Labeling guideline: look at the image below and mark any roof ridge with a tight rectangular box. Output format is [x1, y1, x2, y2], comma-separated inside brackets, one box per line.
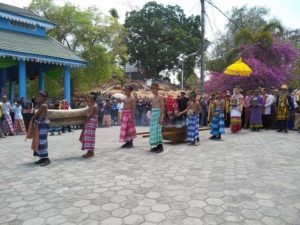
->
[0, 2, 55, 25]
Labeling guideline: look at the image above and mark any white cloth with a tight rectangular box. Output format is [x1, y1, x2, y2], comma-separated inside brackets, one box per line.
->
[230, 108, 241, 117]
[263, 94, 273, 115]
[2, 102, 12, 115]
[13, 105, 23, 120]
[117, 102, 124, 112]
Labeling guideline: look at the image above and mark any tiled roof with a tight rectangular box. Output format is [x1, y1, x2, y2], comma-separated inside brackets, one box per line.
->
[0, 30, 86, 66]
[0, 3, 54, 24]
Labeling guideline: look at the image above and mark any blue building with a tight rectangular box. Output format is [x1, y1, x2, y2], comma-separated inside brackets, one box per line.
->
[0, 3, 87, 103]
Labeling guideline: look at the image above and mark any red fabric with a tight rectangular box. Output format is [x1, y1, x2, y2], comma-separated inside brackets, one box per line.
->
[231, 124, 242, 132]
[119, 110, 136, 142]
[165, 96, 175, 114]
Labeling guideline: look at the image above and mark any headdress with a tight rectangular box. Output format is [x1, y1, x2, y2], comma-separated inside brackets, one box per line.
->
[281, 84, 288, 90]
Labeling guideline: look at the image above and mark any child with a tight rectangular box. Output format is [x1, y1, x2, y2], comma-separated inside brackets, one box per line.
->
[149, 83, 165, 153]
[27, 91, 50, 166]
[209, 92, 225, 140]
[13, 100, 26, 135]
[80, 93, 98, 158]
[119, 86, 136, 148]
[178, 91, 201, 145]
[103, 99, 112, 127]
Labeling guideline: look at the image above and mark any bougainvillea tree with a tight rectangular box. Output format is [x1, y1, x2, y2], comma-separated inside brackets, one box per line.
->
[205, 40, 298, 93]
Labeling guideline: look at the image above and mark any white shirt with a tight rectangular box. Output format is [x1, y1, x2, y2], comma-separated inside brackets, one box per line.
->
[2, 102, 12, 115]
[263, 94, 273, 115]
[117, 102, 124, 112]
[13, 105, 23, 120]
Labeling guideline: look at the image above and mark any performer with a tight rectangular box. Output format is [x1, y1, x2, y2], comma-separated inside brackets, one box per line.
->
[230, 88, 243, 133]
[262, 89, 273, 129]
[244, 90, 252, 129]
[207, 93, 216, 124]
[60, 99, 72, 133]
[224, 91, 231, 127]
[276, 85, 292, 132]
[13, 100, 26, 135]
[249, 89, 263, 131]
[178, 91, 201, 145]
[209, 92, 225, 140]
[1, 95, 15, 135]
[28, 91, 50, 166]
[119, 86, 136, 148]
[149, 83, 164, 153]
[80, 93, 98, 158]
[0, 101, 6, 138]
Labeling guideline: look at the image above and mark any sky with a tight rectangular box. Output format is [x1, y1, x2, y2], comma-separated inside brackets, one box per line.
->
[1, 0, 300, 42]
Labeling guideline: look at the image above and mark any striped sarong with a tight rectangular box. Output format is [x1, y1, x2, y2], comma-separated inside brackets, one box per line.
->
[80, 117, 97, 151]
[119, 110, 136, 143]
[149, 108, 163, 147]
[2, 114, 14, 134]
[210, 109, 225, 136]
[34, 118, 50, 159]
[14, 119, 26, 135]
[187, 114, 199, 143]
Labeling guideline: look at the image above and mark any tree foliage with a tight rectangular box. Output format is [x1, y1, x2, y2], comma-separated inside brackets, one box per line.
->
[205, 6, 299, 92]
[27, 0, 128, 95]
[125, 1, 202, 78]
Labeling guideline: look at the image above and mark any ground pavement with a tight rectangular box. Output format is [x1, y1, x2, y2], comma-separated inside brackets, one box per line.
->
[0, 127, 300, 225]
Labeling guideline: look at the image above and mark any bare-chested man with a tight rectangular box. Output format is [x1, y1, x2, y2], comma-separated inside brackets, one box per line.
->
[210, 92, 225, 140]
[119, 86, 136, 148]
[32, 91, 51, 166]
[178, 91, 201, 145]
[149, 83, 165, 153]
[80, 92, 98, 158]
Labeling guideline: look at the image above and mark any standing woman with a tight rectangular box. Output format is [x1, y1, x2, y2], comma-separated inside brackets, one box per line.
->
[230, 88, 243, 133]
[249, 89, 263, 131]
[29, 91, 51, 166]
[13, 100, 26, 135]
[80, 93, 98, 158]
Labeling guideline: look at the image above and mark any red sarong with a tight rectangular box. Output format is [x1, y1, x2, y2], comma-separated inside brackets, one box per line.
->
[119, 110, 136, 143]
[80, 117, 97, 151]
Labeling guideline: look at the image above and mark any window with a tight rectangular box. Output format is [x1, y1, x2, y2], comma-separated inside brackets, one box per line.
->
[10, 20, 36, 30]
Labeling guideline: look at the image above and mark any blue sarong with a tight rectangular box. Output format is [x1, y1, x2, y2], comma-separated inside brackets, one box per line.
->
[149, 108, 163, 147]
[210, 109, 225, 136]
[187, 115, 199, 143]
[34, 118, 50, 158]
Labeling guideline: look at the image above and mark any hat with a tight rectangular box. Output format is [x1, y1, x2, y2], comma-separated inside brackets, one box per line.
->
[226, 91, 231, 95]
[181, 92, 186, 95]
[2, 95, 7, 99]
[189, 91, 197, 98]
[281, 84, 288, 90]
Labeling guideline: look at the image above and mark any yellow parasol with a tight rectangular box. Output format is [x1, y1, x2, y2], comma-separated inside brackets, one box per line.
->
[224, 57, 252, 76]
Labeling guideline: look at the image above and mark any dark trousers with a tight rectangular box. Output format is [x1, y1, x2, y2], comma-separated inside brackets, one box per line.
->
[98, 111, 104, 127]
[225, 113, 230, 127]
[277, 120, 288, 131]
[244, 108, 250, 128]
[262, 115, 271, 129]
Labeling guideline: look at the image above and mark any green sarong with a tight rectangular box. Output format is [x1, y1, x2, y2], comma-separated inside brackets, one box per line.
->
[149, 108, 163, 147]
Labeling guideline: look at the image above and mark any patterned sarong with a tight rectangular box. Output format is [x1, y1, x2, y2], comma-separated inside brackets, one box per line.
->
[80, 117, 97, 151]
[230, 108, 242, 132]
[149, 108, 163, 147]
[2, 114, 14, 134]
[210, 109, 225, 136]
[119, 110, 136, 143]
[34, 118, 50, 158]
[276, 107, 288, 121]
[14, 119, 26, 135]
[187, 115, 199, 143]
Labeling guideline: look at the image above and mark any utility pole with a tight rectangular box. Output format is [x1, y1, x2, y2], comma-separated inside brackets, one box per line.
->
[200, 0, 205, 93]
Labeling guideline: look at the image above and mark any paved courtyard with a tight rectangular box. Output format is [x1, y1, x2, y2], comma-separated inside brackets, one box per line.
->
[0, 126, 300, 225]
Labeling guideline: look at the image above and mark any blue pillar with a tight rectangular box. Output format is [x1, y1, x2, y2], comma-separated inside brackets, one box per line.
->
[9, 80, 14, 101]
[64, 66, 71, 103]
[0, 69, 6, 96]
[39, 71, 45, 91]
[18, 60, 26, 99]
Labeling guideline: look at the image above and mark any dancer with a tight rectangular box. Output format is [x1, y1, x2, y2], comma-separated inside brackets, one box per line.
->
[276, 85, 292, 132]
[178, 91, 201, 145]
[13, 100, 26, 135]
[149, 83, 164, 153]
[27, 91, 50, 166]
[80, 93, 98, 158]
[1, 95, 15, 135]
[249, 89, 263, 131]
[230, 88, 243, 133]
[119, 86, 136, 148]
[210, 92, 225, 140]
